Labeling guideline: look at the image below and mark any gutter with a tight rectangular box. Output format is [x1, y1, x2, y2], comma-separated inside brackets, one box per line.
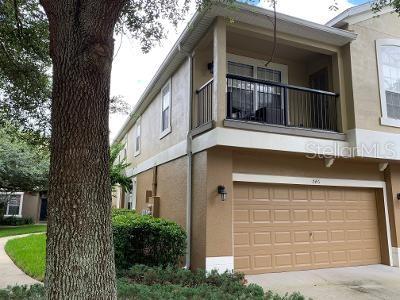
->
[113, 2, 357, 145]
[179, 44, 194, 270]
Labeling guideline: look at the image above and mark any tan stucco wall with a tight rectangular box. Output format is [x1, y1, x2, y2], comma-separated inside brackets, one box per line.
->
[21, 192, 40, 222]
[191, 151, 208, 269]
[135, 168, 154, 214]
[347, 13, 400, 133]
[233, 150, 384, 181]
[201, 147, 389, 260]
[134, 157, 187, 228]
[125, 59, 190, 165]
[385, 164, 400, 248]
[205, 148, 233, 258]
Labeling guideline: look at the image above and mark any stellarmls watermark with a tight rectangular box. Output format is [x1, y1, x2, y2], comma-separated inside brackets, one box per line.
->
[305, 142, 397, 159]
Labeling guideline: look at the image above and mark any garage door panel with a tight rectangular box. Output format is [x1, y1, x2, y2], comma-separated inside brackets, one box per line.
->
[233, 183, 381, 274]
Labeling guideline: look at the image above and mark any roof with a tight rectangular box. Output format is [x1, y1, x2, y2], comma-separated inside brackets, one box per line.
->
[326, 3, 372, 27]
[326, 2, 395, 27]
[113, 1, 357, 144]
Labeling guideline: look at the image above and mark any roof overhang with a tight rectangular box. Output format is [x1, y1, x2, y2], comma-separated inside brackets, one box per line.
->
[326, 2, 394, 27]
[113, 2, 357, 144]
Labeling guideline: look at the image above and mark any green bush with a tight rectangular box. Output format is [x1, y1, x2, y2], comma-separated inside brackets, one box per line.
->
[112, 208, 136, 218]
[0, 284, 45, 300]
[112, 213, 186, 270]
[119, 265, 246, 287]
[265, 291, 309, 300]
[0, 216, 34, 226]
[118, 265, 264, 299]
[117, 282, 264, 300]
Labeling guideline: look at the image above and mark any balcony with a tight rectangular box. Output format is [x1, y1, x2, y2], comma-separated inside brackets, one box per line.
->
[226, 74, 339, 132]
[194, 75, 340, 134]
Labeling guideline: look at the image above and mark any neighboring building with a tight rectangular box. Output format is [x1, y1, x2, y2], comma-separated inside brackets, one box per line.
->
[113, 2, 400, 274]
[1, 192, 48, 223]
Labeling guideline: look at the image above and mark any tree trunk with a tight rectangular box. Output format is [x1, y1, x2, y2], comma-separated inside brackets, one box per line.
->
[40, 1, 125, 298]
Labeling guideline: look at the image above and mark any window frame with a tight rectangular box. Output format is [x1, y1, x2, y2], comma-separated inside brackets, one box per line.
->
[226, 53, 289, 84]
[3, 192, 24, 217]
[376, 39, 400, 128]
[134, 118, 141, 157]
[160, 79, 172, 139]
[226, 53, 289, 113]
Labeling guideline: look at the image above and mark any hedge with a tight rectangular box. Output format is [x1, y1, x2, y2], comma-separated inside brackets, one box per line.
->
[0, 216, 33, 226]
[112, 212, 186, 270]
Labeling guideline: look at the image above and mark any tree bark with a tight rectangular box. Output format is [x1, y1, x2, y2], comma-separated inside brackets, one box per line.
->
[40, 1, 126, 298]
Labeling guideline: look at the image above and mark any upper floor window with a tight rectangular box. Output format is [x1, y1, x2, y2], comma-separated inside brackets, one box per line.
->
[376, 39, 400, 127]
[160, 79, 172, 138]
[134, 119, 141, 156]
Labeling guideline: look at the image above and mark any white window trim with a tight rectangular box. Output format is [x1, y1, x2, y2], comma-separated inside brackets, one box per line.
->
[226, 53, 289, 84]
[376, 39, 400, 128]
[4, 192, 24, 217]
[134, 118, 141, 157]
[160, 79, 172, 139]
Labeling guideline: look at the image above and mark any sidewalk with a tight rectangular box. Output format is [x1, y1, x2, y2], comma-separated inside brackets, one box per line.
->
[0, 234, 42, 288]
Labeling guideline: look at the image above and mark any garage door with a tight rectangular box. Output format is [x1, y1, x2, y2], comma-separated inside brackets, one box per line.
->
[233, 182, 382, 274]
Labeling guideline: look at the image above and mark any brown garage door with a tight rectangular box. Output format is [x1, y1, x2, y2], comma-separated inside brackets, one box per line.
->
[233, 182, 382, 274]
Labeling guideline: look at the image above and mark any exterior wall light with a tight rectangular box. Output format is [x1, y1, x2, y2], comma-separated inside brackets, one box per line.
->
[218, 185, 227, 201]
[397, 193, 400, 200]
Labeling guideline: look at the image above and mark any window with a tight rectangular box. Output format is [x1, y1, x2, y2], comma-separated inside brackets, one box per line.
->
[226, 54, 288, 125]
[134, 119, 141, 156]
[160, 80, 171, 138]
[376, 39, 400, 127]
[0, 193, 23, 216]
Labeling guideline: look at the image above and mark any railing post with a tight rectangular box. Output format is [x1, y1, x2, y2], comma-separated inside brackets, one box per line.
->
[284, 87, 289, 126]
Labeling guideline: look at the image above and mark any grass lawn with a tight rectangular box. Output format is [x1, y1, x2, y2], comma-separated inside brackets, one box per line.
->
[5, 234, 46, 281]
[0, 224, 47, 238]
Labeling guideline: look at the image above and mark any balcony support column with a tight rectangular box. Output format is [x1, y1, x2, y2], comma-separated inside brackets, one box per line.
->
[212, 17, 227, 127]
[332, 51, 347, 132]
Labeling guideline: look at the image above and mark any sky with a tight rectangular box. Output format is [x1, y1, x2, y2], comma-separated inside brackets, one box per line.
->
[109, 0, 368, 139]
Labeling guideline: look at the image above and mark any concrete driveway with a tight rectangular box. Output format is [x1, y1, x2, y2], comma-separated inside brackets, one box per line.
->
[247, 265, 400, 300]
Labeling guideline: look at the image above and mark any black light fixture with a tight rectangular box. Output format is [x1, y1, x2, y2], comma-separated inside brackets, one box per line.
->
[218, 185, 227, 201]
[397, 193, 400, 200]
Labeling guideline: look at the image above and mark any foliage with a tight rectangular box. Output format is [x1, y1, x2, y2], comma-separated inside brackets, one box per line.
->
[0, 216, 33, 226]
[0, 224, 46, 238]
[112, 213, 187, 270]
[0, 264, 307, 299]
[110, 143, 132, 193]
[117, 282, 264, 300]
[0, 284, 45, 300]
[110, 95, 132, 115]
[265, 291, 309, 300]
[0, 0, 51, 134]
[0, 124, 49, 194]
[112, 208, 136, 218]
[372, 0, 400, 14]
[119, 264, 247, 287]
[5, 234, 46, 281]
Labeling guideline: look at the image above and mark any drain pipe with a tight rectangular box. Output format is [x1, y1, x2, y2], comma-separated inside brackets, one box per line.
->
[180, 44, 194, 269]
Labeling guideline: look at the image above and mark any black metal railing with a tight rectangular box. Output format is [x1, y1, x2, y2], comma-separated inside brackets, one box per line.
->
[226, 74, 339, 132]
[194, 79, 213, 128]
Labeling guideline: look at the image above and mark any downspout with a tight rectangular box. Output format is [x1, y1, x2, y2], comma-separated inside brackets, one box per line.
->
[180, 44, 194, 269]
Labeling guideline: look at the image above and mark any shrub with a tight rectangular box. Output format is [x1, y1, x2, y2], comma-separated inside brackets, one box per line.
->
[0, 284, 45, 300]
[111, 208, 136, 218]
[119, 264, 246, 287]
[265, 291, 309, 300]
[112, 214, 186, 270]
[117, 282, 264, 300]
[118, 265, 265, 299]
[0, 216, 34, 226]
